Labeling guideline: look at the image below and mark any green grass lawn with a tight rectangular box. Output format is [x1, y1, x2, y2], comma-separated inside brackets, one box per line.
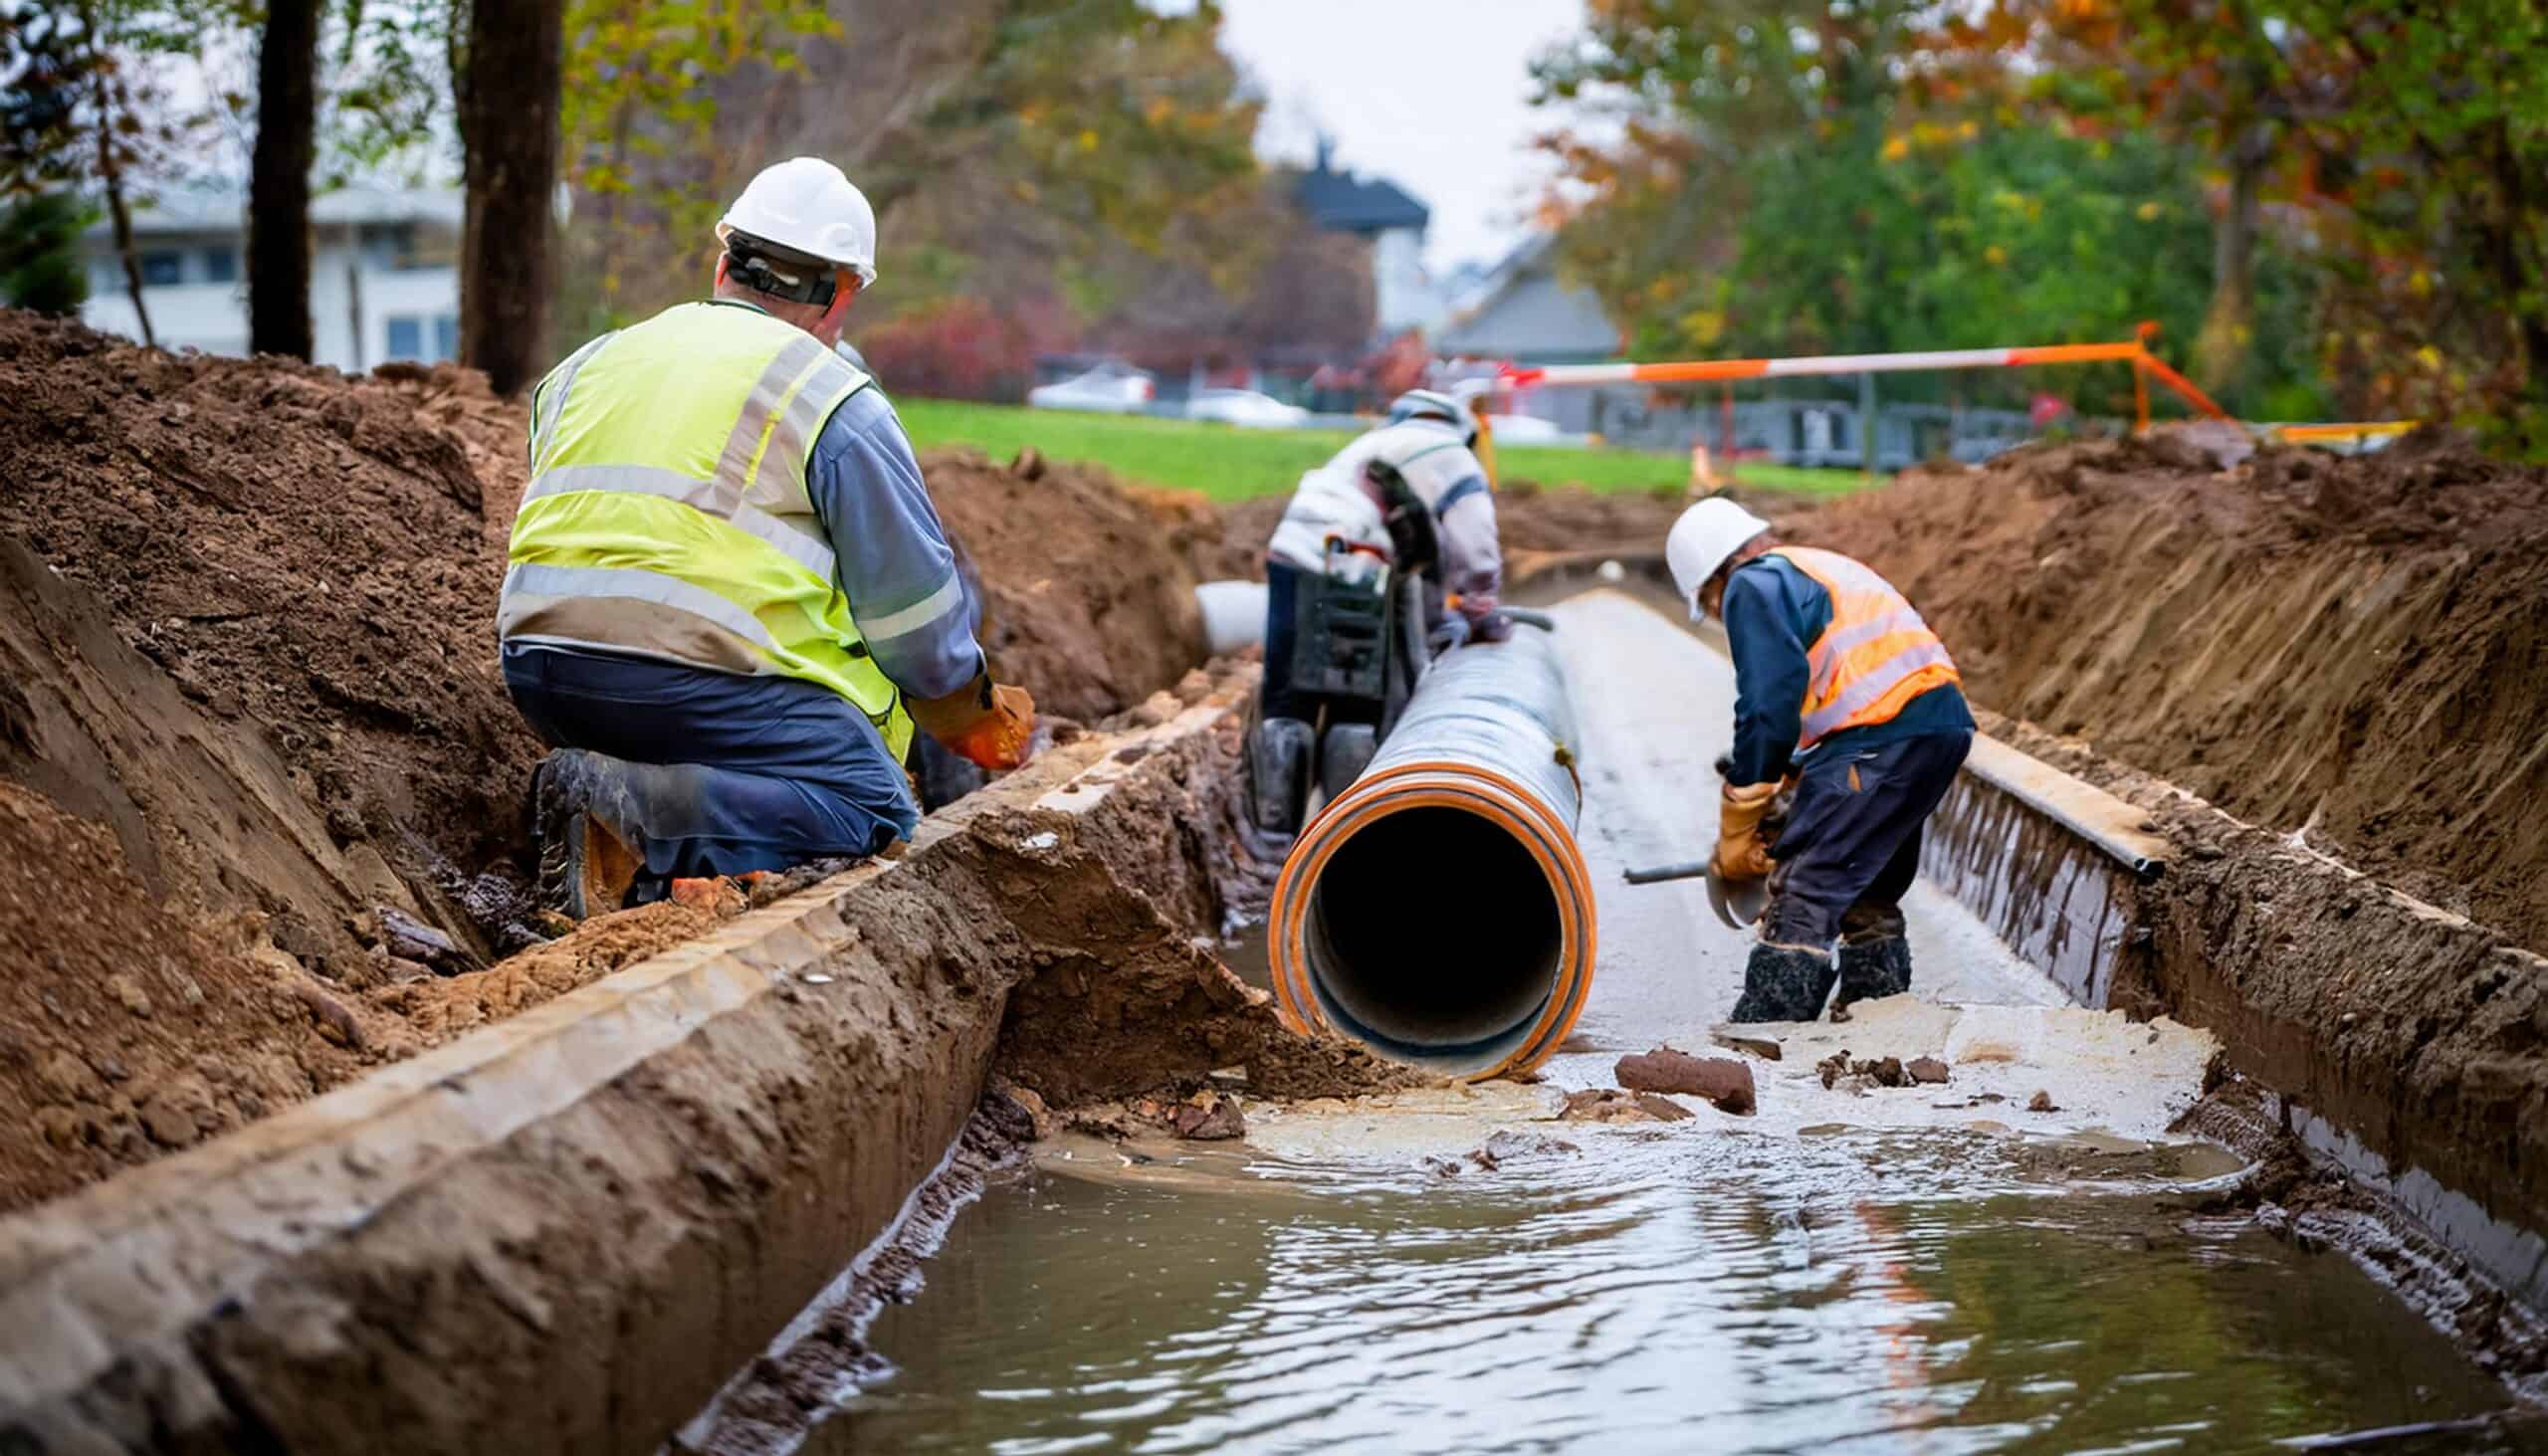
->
[895, 397, 1877, 502]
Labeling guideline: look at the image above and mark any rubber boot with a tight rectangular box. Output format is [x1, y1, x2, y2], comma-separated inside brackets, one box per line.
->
[1727, 941, 1838, 1023]
[532, 748, 647, 921]
[1830, 936, 1913, 1022]
[1319, 723, 1379, 801]
[1247, 717, 1316, 835]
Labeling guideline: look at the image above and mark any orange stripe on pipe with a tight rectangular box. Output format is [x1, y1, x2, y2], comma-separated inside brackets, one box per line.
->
[1270, 755, 1597, 1080]
[1272, 767, 1594, 1071]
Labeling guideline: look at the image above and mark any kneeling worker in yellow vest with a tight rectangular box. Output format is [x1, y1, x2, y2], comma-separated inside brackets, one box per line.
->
[1666, 499, 1974, 1022]
[498, 156, 1033, 917]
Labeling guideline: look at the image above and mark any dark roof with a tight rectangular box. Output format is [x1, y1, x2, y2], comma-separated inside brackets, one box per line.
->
[1294, 159, 1428, 236]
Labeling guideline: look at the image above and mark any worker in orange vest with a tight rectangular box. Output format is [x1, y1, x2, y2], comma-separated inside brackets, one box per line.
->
[1665, 498, 1975, 1022]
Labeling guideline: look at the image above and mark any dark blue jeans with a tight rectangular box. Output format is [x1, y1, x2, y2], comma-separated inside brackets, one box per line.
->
[502, 645, 914, 879]
[1763, 730, 1972, 947]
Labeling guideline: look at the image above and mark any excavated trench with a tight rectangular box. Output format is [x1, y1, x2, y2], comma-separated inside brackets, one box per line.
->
[672, 581, 2548, 1455]
[11, 316, 2547, 1450]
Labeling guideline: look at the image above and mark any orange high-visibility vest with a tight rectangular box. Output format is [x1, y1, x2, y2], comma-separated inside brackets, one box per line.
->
[1767, 545, 1961, 750]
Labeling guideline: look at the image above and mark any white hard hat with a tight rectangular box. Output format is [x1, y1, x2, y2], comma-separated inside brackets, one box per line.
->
[1388, 388, 1476, 443]
[718, 157, 879, 287]
[1665, 498, 1772, 616]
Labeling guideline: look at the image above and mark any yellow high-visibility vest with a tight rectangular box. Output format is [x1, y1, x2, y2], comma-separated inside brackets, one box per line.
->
[500, 302, 913, 757]
[1770, 545, 1960, 750]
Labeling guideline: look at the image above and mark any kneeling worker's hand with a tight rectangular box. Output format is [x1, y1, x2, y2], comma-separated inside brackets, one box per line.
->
[913, 676, 1038, 771]
[1711, 780, 1778, 883]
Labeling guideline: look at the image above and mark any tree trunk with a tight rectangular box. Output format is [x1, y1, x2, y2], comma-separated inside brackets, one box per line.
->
[456, 0, 566, 395]
[2192, 124, 2272, 402]
[84, 25, 151, 349]
[247, 0, 320, 359]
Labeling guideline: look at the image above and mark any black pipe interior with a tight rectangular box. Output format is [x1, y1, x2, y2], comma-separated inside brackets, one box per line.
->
[1305, 805, 1564, 1056]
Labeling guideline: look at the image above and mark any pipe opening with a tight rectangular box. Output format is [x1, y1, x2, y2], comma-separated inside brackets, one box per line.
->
[1304, 804, 1564, 1064]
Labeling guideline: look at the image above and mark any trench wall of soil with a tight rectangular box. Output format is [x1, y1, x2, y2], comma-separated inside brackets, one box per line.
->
[1982, 712, 2548, 1346]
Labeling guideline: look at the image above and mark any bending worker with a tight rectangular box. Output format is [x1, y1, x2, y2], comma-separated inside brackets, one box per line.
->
[1249, 389, 1507, 834]
[1666, 498, 1974, 1022]
[498, 156, 1033, 918]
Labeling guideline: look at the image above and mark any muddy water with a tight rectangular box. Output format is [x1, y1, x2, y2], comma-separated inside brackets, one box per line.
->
[804, 592, 2537, 1451]
[826, 1139, 2535, 1453]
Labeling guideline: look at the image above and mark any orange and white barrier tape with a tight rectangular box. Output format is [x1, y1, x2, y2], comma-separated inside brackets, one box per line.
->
[1503, 341, 2145, 389]
[2270, 421, 2416, 444]
[1500, 336, 2233, 424]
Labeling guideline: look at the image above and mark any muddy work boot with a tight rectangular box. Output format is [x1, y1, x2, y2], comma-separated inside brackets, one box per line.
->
[1727, 941, 1838, 1023]
[1829, 935, 1913, 1022]
[532, 748, 649, 921]
[1247, 717, 1316, 836]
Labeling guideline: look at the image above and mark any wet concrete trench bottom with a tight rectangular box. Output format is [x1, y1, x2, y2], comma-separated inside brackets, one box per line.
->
[747, 591, 2540, 1454]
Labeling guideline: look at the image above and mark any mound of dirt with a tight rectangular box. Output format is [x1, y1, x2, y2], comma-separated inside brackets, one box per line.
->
[1796, 430, 2548, 949]
[923, 446, 1209, 722]
[0, 312, 542, 975]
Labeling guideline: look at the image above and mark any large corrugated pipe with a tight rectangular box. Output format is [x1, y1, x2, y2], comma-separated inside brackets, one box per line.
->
[1269, 629, 1597, 1080]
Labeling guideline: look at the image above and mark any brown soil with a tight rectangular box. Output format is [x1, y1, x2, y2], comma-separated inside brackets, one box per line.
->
[0, 781, 377, 1211]
[1794, 430, 2548, 951]
[0, 312, 540, 973]
[923, 446, 1209, 722]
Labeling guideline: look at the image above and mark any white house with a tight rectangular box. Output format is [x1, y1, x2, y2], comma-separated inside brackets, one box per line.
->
[81, 184, 462, 372]
[1294, 143, 1443, 337]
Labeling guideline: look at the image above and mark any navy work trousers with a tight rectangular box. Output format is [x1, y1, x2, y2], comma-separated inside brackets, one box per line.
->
[1762, 729, 1972, 948]
[502, 645, 913, 880]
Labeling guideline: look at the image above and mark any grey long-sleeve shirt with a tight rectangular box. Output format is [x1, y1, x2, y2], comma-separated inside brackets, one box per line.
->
[802, 382, 983, 700]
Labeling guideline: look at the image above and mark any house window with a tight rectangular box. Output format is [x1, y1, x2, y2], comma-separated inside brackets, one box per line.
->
[138, 250, 183, 286]
[384, 314, 459, 363]
[385, 314, 425, 361]
[200, 246, 237, 283]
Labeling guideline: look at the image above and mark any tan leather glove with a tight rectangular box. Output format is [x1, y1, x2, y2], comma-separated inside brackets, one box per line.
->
[908, 673, 1037, 770]
[1711, 780, 1779, 883]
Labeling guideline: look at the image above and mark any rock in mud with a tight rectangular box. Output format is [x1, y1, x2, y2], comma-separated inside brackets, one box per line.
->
[1560, 1088, 1697, 1124]
[1711, 1029, 1783, 1061]
[1814, 1051, 1925, 1093]
[1467, 1130, 1582, 1170]
[375, 907, 484, 977]
[1130, 1088, 1247, 1141]
[1614, 1047, 1757, 1115]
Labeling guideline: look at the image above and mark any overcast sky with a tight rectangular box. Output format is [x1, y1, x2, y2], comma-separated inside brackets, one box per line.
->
[1214, 0, 1587, 274]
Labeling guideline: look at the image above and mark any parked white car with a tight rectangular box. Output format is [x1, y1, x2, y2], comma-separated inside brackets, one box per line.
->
[1027, 361, 1156, 413]
[1483, 412, 1567, 444]
[1186, 388, 1311, 429]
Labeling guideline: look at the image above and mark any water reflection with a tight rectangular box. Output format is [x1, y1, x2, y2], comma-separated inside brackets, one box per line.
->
[825, 1135, 2537, 1454]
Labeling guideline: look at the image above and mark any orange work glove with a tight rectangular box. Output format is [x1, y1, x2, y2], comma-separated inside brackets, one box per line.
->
[1711, 780, 1779, 883]
[909, 675, 1037, 771]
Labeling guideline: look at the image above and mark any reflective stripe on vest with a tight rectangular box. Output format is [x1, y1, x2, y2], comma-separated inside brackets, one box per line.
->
[501, 302, 914, 757]
[1770, 545, 1961, 749]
